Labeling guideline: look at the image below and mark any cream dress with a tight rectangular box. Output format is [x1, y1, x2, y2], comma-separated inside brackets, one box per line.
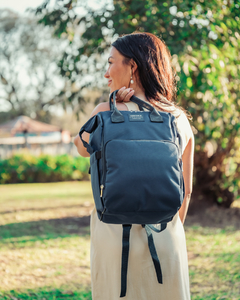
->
[90, 101, 192, 300]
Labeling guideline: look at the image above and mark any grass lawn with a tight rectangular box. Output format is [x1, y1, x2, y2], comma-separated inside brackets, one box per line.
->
[0, 182, 239, 300]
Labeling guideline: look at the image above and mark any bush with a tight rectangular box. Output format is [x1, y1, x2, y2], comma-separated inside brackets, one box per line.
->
[0, 153, 90, 184]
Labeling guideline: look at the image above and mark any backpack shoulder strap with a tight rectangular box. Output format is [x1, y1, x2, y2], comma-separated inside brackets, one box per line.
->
[144, 225, 164, 285]
[124, 101, 144, 112]
[120, 224, 166, 297]
[120, 224, 132, 297]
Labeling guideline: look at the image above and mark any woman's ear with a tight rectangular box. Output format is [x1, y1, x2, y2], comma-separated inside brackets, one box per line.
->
[130, 60, 138, 74]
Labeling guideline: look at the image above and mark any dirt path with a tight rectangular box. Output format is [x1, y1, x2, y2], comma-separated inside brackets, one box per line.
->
[186, 203, 240, 229]
[76, 203, 240, 230]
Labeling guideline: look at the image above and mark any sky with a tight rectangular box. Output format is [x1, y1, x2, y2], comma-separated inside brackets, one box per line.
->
[0, 0, 45, 14]
[0, 0, 109, 15]
[0, 0, 111, 114]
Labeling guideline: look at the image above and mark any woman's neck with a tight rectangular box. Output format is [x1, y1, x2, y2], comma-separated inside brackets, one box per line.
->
[133, 87, 148, 102]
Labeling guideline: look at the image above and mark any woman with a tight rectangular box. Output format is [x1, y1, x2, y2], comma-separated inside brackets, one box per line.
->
[74, 32, 194, 300]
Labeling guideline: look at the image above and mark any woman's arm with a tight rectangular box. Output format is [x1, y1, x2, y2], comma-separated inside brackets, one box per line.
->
[74, 101, 128, 157]
[179, 130, 195, 224]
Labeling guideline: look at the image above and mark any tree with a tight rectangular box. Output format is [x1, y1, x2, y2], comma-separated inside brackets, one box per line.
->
[0, 9, 79, 123]
[36, 0, 240, 206]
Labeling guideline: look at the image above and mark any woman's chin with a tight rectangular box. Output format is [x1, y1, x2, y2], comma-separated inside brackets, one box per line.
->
[110, 84, 123, 92]
[109, 87, 116, 94]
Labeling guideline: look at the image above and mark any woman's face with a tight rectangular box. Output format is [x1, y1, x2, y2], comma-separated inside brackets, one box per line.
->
[104, 47, 131, 93]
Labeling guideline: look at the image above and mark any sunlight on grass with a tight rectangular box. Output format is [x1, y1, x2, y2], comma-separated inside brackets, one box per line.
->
[232, 199, 240, 208]
[0, 289, 92, 300]
[0, 182, 93, 299]
[0, 181, 94, 225]
[0, 235, 91, 291]
[186, 227, 240, 300]
[0, 182, 240, 299]
[0, 181, 93, 210]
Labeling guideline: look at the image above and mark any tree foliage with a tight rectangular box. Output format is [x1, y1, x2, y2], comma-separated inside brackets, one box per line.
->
[36, 0, 240, 206]
[0, 9, 78, 123]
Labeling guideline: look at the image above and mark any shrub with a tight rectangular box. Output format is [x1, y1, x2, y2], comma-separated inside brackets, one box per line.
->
[0, 153, 90, 184]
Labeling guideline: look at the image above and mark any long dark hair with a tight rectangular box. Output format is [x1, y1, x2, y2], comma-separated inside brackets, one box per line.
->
[112, 32, 188, 117]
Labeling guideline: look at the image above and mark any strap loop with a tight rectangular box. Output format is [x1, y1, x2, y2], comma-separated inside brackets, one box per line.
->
[95, 151, 101, 160]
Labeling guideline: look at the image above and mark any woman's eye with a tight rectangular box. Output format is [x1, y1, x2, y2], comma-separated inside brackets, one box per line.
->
[108, 61, 112, 64]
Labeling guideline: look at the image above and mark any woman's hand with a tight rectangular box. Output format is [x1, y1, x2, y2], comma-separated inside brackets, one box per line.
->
[116, 87, 135, 102]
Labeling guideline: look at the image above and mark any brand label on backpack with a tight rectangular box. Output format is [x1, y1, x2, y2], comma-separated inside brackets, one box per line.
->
[128, 114, 144, 122]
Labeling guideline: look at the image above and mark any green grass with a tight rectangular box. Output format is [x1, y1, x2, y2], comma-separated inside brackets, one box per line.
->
[0, 290, 92, 300]
[0, 182, 240, 299]
[186, 226, 240, 300]
[0, 182, 93, 299]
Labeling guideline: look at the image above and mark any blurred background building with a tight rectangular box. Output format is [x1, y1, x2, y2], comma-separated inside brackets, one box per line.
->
[0, 115, 74, 158]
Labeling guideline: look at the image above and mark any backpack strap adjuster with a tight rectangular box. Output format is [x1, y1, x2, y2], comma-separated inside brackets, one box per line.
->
[95, 151, 101, 160]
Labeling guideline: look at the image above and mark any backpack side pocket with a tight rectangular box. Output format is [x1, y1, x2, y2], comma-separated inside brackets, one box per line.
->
[90, 152, 104, 217]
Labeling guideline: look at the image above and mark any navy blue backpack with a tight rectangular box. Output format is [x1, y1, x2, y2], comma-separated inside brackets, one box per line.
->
[79, 90, 184, 297]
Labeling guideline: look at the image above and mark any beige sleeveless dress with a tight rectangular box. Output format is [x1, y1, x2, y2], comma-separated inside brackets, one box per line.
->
[90, 102, 191, 300]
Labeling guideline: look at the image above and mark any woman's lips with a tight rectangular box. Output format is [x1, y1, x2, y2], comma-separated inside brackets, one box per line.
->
[108, 80, 112, 86]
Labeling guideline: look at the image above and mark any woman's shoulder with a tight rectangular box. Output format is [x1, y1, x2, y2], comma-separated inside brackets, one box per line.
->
[90, 101, 128, 117]
[175, 109, 189, 124]
[174, 110, 194, 146]
[91, 102, 110, 115]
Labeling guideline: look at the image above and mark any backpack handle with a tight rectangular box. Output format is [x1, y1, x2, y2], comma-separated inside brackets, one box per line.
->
[79, 115, 99, 154]
[109, 90, 125, 123]
[109, 90, 163, 123]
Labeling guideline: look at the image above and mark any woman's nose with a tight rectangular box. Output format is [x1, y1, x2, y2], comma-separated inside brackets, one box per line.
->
[104, 70, 109, 78]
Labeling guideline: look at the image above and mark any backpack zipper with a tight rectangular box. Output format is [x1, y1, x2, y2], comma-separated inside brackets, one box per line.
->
[100, 138, 110, 198]
[100, 119, 106, 216]
[100, 184, 104, 197]
[100, 139, 178, 194]
[172, 120, 182, 157]
[100, 207, 106, 221]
